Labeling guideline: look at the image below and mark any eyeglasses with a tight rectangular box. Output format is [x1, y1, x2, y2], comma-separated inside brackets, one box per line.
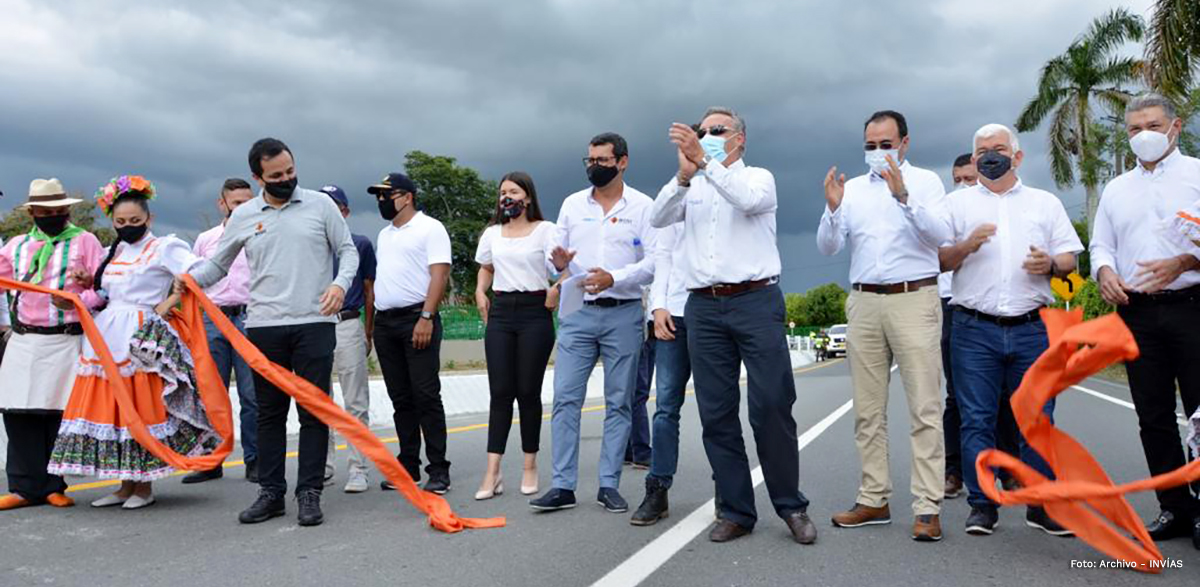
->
[695, 124, 739, 139]
[375, 189, 407, 200]
[582, 156, 619, 167]
[863, 142, 899, 151]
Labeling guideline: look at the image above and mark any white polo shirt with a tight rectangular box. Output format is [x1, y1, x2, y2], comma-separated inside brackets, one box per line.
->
[375, 211, 452, 310]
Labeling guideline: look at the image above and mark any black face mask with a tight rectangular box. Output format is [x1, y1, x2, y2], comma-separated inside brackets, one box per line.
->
[116, 224, 148, 244]
[379, 196, 408, 221]
[586, 164, 620, 188]
[264, 176, 298, 200]
[34, 214, 70, 237]
[500, 197, 526, 223]
[976, 151, 1013, 181]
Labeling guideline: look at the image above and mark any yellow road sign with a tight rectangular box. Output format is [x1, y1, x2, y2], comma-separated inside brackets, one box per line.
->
[1051, 272, 1086, 301]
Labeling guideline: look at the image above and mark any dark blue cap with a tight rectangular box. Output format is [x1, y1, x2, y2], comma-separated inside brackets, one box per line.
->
[319, 184, 349, 208]
[367, 172, 417, 196]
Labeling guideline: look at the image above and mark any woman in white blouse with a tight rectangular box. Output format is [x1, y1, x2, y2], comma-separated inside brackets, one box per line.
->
[473, 172, 559, 500]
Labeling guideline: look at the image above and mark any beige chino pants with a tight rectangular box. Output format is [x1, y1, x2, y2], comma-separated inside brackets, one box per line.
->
[845, 285, 945, 516]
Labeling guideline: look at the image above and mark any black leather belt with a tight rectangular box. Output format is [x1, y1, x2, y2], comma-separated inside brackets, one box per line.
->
[853, 277, 938, 295]
[956, 306, 1043, 327]
[338, 309, 361, 322]
[12, 321, 83, 336]
[219, 304, 246, 317]
[376, 303, 425, 319]
[1126, 285, 1200, 306]
[584, 298, 640, 308]
[689, 276, 779, 297]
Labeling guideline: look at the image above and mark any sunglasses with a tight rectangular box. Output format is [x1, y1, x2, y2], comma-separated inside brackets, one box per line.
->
[694, 124, 739, 139]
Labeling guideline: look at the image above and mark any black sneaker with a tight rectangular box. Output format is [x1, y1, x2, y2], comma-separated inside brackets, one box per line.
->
[630, 479, 669, 526]
[182, 466, 223, 484]
[529, 488, 577, 512]
[380, 479, 396, 491]
[296, 489, 324, 527]
[245, 459, 258, 484]
[597, 488, 628, 513]
[1146, 510, 1192, 541]
[965, 506, 999, 536]
[238, 489, 285, 524]
[1026, 506, 1073, 537]
[423, 475, 451, 495]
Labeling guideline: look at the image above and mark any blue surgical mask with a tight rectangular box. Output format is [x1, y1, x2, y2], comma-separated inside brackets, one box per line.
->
[700, 135, 729, 164]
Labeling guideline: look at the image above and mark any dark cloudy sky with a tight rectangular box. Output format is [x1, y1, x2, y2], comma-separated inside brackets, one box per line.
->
[0, 0, 1157, 293]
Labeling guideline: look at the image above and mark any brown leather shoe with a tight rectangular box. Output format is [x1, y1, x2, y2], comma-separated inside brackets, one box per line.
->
[831, 503, 891, 528]
[785, 511, 817, 544]
[708, 519, 752, 543]
[0, 494, 33, 511]
[944, 474, 964, 499]
[912, 514, 943, 542]
[46, 493, 75, 508]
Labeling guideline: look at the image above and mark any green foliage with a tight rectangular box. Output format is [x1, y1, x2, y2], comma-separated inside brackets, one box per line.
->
[785, 283, 848, 327]
[1073, 220, 1090, 278]
[1051, 278, 1114, 320]
[0, 199, 115, 245]
[403, 151, 498, 301]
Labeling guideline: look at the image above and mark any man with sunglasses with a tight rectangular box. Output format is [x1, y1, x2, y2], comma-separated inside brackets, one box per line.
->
[529, 132, 657, 514]
[651, 107, 817, 545]
[817, 110, 951, 542]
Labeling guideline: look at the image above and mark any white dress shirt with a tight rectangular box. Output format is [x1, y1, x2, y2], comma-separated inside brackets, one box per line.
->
[551, 184, 657, 300]
[649, 223, 690, 317]
[817, 160, 950, 285]
[651, 159, 781, 289]
[375, 212, 453, 310]
[1092, 149, 1200, 289]
[947, 180, 1083, 316]
[475, 221, 557, 293]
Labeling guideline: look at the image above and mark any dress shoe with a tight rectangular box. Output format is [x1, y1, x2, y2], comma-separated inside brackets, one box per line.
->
[296, 489, 324, 527]
[182, 466, 223, 484]
[912, 514, 942, 542]
[520, 466, 539, 495]
[785, 511, 818, 544]
[45, 493, 75, 508]
[597, 488, 628, 513]
[0, 494, 32, 510]
[529, 488, 576, 512]
[944, 474, 965, 499]
[423, 475, 451, 495]
[1146, 510, 1193, 541]
[122, 494, 155, 510]
[1026, 506, 1073, 537]
[630, 479, 669, 526]
[831, 503, 891, 528]
[475, 476, 504, 501]
[238, 489, 285, 524]
[91, 493, 128, 508]
[965, 506, 999, 535]
[708, 519, 752, 543]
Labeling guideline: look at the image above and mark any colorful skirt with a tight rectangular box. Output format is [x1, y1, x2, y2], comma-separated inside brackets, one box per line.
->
[47, 315, 220, 481]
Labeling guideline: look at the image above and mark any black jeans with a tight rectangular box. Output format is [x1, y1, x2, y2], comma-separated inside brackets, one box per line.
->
[687, 284, 809, 529]
[246, 322, 336, 496]
[484, 292, 555, 454]
[1118, 297, 1200, 518]
[3, 412, 68, 501]
[375, 307, 450, 480]
[941, 299, 1019, 478]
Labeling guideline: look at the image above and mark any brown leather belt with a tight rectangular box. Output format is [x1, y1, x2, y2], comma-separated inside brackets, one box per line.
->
[689, 277, 778, 298]
[852, 277, 938, 295]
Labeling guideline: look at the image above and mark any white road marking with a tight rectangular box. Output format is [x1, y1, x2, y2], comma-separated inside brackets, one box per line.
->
[590, 362, 885, 587]
[1071, 384, 1188, 427]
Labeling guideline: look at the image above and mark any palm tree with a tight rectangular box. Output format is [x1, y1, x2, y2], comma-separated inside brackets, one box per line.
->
[1145, 0, 1200, 100]
[1015, 8, 1145, 230]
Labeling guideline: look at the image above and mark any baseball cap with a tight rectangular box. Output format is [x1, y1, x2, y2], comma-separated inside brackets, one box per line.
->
[319, 184, 349, 208]
[367, 172, 417, 196]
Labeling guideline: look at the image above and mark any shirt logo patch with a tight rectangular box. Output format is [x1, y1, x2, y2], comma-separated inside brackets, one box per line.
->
[609, 217, 633, 225]
[255, 222, 264, 233]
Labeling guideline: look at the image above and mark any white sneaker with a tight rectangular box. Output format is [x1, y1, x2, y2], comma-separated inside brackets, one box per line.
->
[344, 471, 369, 493]
[91, 493, 127, 508]
[122, 494, 155, 510]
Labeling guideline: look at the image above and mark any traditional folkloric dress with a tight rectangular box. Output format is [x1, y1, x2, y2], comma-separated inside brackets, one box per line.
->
[48, 233, 220, 481]
[0, 226, 105, 501]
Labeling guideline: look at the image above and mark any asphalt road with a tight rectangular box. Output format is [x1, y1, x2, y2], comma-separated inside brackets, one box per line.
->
[2, 360, 1197, 586]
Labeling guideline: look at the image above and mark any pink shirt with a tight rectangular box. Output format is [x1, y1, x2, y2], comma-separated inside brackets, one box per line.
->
[0, 230, 105, 327]
[194, 223, 251, 307]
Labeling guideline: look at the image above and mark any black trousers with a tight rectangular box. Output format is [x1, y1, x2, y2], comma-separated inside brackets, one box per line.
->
[3, 412, 68, 501]
[374, 308, 450, 480]
[1118, 299, 1200, 518]
[687, 285, 809, 529]
[246, 322, 336, 496]
[941, 299, 1020, 478]
[484, 292, 555, 455]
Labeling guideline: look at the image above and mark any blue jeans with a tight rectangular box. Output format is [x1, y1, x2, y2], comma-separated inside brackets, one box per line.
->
[625, 323, 655, 464]
[648, 316, 690, 489]
[551, 302, 642, 491]
[204, 315, 258, 463]
[951, 309, 1055, 509]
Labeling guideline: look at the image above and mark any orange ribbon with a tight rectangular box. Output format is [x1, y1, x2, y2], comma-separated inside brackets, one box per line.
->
[1, 275, 504, 533]
[977, 309, 1199, 573]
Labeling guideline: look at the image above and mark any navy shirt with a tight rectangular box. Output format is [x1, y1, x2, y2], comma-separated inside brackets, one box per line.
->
[335, 234, 377, 312]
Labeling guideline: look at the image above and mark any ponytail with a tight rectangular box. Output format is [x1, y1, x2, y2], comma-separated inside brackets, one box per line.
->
[93, 239, 121, 292]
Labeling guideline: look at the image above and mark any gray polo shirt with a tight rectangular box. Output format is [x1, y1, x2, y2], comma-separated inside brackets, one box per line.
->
[191, 187, 359, 328]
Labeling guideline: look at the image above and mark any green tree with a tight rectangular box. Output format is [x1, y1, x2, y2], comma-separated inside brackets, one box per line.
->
[796, 283, 847, 327]
[1072, 219, 1090, 278]
[785, 292, 807, 325]
[0, 198, 115, 244]
[1145, 0, 1200, 100]
[1015, 8, 1145, 230]
[403, 151, 497, 302]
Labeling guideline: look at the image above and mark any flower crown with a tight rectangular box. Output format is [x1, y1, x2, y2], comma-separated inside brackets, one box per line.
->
[95, 175, 156, 216]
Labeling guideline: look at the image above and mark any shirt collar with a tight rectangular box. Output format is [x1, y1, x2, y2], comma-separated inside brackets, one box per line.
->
[980, 177, 1024, 197]
[587, 184, 628, 208]
[387, 211, 425, 231]
[258, 190, 304, 210]
[1138, 147, 1182, 175]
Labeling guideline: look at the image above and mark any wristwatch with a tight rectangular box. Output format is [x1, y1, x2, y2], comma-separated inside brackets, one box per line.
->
[420, 311, 433, 321]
